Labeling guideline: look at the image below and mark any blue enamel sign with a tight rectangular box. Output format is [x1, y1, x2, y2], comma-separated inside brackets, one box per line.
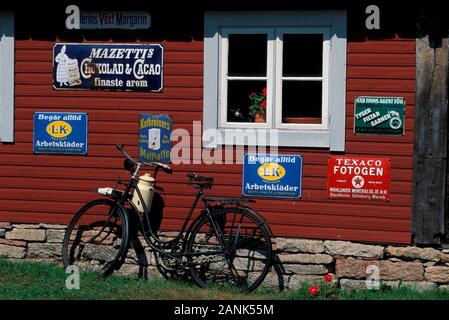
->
[139, 114, 172, 163]
[243, 153, 302, 198]
[33, 112, 88, 155]
[53, 43, 163, 91]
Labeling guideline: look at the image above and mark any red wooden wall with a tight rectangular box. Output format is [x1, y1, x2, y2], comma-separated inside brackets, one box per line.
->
[0, 14, 415, 245]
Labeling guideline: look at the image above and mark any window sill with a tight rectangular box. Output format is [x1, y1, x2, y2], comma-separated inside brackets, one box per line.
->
[203, 128, 331, 149]
[282, 117, 322, 124]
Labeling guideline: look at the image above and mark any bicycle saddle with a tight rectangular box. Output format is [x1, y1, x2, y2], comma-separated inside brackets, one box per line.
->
[187, 173, 214, 189]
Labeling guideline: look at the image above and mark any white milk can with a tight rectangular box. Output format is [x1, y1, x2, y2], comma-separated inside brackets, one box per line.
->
[132, 173, 155, 213]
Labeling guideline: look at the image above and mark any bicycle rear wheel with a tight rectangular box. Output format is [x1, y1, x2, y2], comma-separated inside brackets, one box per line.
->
[62, 199, 130, 277]
[186, 208, 272, 293]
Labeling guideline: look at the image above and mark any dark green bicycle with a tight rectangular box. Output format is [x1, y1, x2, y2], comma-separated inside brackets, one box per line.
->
[62, 144, 273, 293]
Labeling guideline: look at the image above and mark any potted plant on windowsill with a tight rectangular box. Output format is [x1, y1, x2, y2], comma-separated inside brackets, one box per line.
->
[249, 87, 267, 123]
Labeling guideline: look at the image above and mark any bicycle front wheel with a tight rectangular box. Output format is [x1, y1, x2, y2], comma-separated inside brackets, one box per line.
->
[186, 208, 272, 293]
[62, 199, 130, 277]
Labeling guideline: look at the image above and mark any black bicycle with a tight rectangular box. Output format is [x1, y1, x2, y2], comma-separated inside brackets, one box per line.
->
[62, 144, 273, 292]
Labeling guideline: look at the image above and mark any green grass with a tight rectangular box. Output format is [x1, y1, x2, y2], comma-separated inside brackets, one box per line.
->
[1, 258, 449, 300]
[275, 283, 449, 300]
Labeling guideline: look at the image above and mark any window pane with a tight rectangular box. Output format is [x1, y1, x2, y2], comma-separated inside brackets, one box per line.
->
[227, 80, 267, 123]
[228, 34, 267, 77]
[283, 34, 323, 77]
[282, 81, 322, 123]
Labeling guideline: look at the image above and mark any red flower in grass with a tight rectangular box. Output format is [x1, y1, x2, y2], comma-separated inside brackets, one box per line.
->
[262, 87, 267, 96]
[260, 101, 267, 109]
[308, 285, 319, 296]
[324, 274, 333, 283]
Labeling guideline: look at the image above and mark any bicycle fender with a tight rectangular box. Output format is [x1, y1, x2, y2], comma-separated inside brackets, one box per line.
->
[113, 203, 131, 267]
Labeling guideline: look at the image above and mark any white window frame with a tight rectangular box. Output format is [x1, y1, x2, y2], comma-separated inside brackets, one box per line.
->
[204, 11, 347, 151]
[0, 12, 15, 143]
[275, 27, 330, 131]
[219, 28, 274, 129]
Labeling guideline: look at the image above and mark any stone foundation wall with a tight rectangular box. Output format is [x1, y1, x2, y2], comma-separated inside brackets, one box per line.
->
[2, 222, 449, 291]
[270, 238, 449, 291]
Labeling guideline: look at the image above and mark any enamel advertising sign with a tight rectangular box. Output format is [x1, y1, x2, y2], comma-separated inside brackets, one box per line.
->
[33, 112, 88, 155]
[328, 156, 391, 201]
[53, 43, 163, 91]
[243, 154, 302, 199]
[139, 114, 172, 164]
[76, 11, 151, 30]
[354, 96, 405, 135]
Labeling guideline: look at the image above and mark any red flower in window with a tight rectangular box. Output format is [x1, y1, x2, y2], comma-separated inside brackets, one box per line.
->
[324, 274, 333, 283]
[248, 88, 267, 116]
[308, 285, 319, 296]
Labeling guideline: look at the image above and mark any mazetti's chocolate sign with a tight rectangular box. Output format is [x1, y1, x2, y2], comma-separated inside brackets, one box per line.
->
[53, 43, 163, 92]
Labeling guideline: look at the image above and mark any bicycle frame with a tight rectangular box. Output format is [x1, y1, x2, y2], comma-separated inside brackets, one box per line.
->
[114, 169, 226, 262]
[109, 144, 260, 265]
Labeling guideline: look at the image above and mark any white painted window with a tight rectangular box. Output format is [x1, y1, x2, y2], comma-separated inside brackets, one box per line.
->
[204, 11, 347, 151]
[0, 12, 15, 143]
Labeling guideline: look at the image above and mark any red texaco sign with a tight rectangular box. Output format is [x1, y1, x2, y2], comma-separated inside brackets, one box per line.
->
[328, 156, 391, 201]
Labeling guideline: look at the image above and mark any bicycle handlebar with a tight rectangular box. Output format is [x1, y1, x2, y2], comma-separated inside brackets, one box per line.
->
[116, 144, 138, 165]
[150, 162, 173, 174]
[116, 144, 173, 174]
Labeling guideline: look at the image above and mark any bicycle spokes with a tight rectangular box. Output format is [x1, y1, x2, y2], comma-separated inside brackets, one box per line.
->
[62, 200, 129, 276]
[186, 208, 272, 293]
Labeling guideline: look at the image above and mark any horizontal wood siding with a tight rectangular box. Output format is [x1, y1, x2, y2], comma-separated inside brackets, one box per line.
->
[342, 36, 415, 244]
[0, 24, 415, 244]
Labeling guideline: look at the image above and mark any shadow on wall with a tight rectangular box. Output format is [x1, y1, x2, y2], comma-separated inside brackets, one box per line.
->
[130, 250, 291, 292]
[0, 12, 14, 38]
[14, 4, 204, 43]
[15, 1, 434, 43]
[121, 194, 318, 291]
